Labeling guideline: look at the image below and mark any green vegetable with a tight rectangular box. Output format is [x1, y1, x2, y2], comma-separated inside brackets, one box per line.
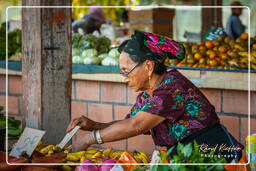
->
[108, 48, 120, 58]
[153, 141, 226, 171]
[81, 49, 98, 58]
[0, 106, 22, 137]
[0, 27, 22, 60]
[72, 48, 81, 56]
[83, 57, 101, 65]
[98, 53, 109, 59]
[72, 56, 83, 64]
[101, 57, 119, 66]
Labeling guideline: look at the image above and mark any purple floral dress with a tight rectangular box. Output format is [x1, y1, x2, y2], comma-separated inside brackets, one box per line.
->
[125, 69, 220, 147]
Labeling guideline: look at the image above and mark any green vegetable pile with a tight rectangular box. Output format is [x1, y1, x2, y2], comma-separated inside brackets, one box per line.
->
[0, 26, 22, 60]
[72, 33, 111, 55]
[72, 33, 120, 66]
[0, 106, 22, 137]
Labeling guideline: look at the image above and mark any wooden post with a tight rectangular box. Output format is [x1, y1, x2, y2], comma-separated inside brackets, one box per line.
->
[22, 0, 71, 144]
[201, 0, 222, 38]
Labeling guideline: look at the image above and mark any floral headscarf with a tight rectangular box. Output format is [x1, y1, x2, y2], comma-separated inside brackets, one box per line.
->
[118, 30, 185, 63]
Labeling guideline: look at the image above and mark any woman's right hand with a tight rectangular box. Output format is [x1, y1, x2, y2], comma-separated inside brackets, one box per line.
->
[66, 115, 96, 133]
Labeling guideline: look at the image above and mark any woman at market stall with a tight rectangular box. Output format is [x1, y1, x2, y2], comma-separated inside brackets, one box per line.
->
[67, 30, 243, 163]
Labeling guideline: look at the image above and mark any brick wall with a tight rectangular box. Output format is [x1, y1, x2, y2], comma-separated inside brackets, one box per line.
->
[0, 74, 255, 154]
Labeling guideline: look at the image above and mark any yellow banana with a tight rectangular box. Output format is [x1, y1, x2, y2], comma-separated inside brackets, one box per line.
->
[64, 150, 69, 154]
[64, 145, 72, 151]
[47, 150, 54, 156]
[84, 153, 94, 159]
[80, 155, 86, 163]
[110, 151, 123, 159]
[91, 151, 102, 158]
[71, 151, 86, 158]
[138, 152, 150, 163]
[53, 145, 61, 152]
[102, 148, 112, 158]
[40, 145, 54, 155]
[62, 165, 72, 171]
[35, 141, 44, 151]
[66, 153, 80, 162]
[85, 149, 99, 154]
[133, 153, 142, 163]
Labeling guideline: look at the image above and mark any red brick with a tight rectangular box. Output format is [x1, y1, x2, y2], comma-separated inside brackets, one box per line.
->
[241, 118, 256, 145]
[223, 90, 248, 114]
[127, 135, 154, 155]
[76, 80, 100, 101]
[200, 88, 221, 112]
[251, 92, 256, 115]
[71, 81, 75, 99]
[9, 76, 22, 94]
[0, 95, 19, 115]
[101, 140, 127, 151]
[219, 115, 239, 141]
[0, 75, 6, 92]
[71, 101, 87, 119]
[114, 105, 131, 121]
[127, 86, 139, 104]
[101, 82, 126, 103]
[88, 103, 113, 123]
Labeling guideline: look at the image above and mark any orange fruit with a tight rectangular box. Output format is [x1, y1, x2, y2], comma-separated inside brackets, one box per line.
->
[199, 58, 206, 64]
[220, 53, 228, 60]
[197, 41, 204, 46]
[209, 59, 217, 67]
[215, 57, 221, 64]
[240, 32, 248, 40]
[177, 63, 183, 67]
[218, 46, 228, 53]
[208, 51, 216, 59]
[205, 41, 214, 49]
[194, 53, 202, 60]
[212, 40, 220, 47]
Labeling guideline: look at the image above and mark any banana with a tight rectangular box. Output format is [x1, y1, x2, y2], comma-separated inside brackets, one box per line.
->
[84, 153, 94, 159]
[53, 145, 62, 152]
[64, 150, 69, 154]
[40, 145, 54, 155]
[62, 165, 72, 171]
[47, 150, 54, 156]
[133, 153, 143, 163]
[66, 153, 80, 162]
[102, 148, 112, 158]
[91, 151, 102, 158]
[110, 151, 123, 159]
[71, 151, 86, 158]
[80, 156, 86, 163]
[85, 149, 99, 154]
[35, 141, 44, 151]
[64, 145, 72, 151]
[138, 152, 150, 163]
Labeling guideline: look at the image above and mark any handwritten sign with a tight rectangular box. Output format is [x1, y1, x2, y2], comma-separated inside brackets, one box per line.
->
[10, 127, 45, 157]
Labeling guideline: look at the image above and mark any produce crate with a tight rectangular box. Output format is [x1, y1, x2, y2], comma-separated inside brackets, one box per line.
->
[128, 8, 175, 37]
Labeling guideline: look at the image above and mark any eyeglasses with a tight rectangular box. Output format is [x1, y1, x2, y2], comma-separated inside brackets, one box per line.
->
[120, 63, 140, 77]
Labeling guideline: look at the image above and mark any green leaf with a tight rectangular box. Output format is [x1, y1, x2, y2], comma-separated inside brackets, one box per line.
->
[182, 143, 193, 157]
[158, 165, 171, 171]
[151, 165, 159, 171]
[177, 142, 184, 153]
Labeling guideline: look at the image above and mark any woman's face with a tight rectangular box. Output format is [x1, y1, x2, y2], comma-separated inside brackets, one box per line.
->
[119, 52, 150, 92]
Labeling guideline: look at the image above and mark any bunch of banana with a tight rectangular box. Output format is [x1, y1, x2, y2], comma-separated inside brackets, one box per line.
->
[133, 151, 150, 164]
[35, 141, 45, 151]
[109, 151, 123, 159]
[102, 147, 112, 158]
[66, 151, 86, 162]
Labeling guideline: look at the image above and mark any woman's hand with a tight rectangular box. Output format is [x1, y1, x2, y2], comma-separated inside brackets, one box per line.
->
[66, 115, 96, 133]
[72, 131, 96, 152]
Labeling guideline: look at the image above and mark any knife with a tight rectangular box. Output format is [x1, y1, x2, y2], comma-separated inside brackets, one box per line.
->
[58, 126, 80, 149]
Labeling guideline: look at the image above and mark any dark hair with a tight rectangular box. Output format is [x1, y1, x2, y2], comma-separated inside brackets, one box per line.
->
[230, 1, 243, 14]
[118, 40, 167, 75]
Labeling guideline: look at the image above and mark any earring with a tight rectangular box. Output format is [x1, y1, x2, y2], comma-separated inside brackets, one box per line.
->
[148, 75, 152, 89]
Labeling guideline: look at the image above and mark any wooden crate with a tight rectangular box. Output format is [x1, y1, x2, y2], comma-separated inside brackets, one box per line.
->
[128, 8, 175, 37]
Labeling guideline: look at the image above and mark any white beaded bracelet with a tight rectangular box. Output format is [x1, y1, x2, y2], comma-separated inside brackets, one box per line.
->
[95, 130, 103, 144]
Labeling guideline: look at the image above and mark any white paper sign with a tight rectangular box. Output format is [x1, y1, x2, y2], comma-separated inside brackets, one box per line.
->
[10, 127, 45, 157]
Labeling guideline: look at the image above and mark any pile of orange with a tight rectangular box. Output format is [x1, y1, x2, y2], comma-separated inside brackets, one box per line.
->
[166, 32, 256, 70]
